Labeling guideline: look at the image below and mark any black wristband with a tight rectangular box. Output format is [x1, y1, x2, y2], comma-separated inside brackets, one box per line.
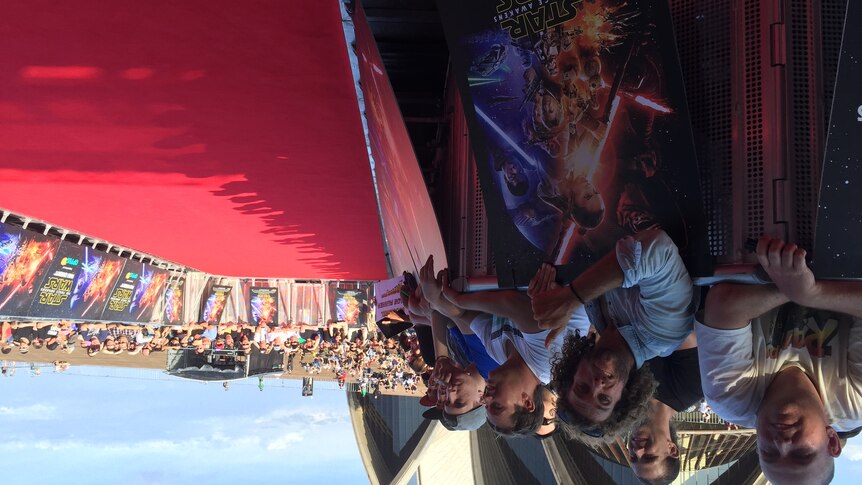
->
[569, 281, 586, 304]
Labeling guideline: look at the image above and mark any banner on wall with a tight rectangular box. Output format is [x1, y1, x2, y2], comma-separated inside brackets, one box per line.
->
[334, 288, 367, 326]
[374, 276, 404, 322]
[201, 285, 232, 324]
[0, 223, 60, 317]
[163, 279, 185, 324]
[100, 260, 144, 321]
[248, 287, 278, 326]
[29, 243, 125, 320]
[129, 265, 169, 322]
[437, 0, 709, 286]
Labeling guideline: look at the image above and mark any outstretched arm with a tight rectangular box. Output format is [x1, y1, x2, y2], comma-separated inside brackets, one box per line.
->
[703, 283, 789, 330]
[442, 286, 541, 333]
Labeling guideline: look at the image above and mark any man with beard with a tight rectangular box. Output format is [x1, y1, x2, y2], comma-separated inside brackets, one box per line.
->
[626, 331, 701, 485]
[699, 238, 862, 485]
[532, 229, 696, 440]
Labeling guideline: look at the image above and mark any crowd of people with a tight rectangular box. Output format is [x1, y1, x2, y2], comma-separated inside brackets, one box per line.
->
[402, 231, 861, 485]
[0, 318, 426, 395]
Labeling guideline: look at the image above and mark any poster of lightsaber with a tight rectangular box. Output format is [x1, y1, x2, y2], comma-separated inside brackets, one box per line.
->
[437, 0, 709, 286]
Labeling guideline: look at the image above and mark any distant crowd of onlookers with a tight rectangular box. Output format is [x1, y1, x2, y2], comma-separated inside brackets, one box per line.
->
[1, 320, 427, 393]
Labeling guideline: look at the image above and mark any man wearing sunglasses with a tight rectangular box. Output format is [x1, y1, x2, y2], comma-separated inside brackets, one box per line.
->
[531, 229, 696, 440]
[699, 238, 862, 485]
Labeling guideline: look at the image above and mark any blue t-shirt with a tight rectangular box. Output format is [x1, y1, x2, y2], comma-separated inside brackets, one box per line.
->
[447, 327, 499, 379]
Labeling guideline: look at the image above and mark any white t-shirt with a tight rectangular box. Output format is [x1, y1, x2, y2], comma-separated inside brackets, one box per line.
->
[470, 307, 589, 384]
[697, 305, 862, 431]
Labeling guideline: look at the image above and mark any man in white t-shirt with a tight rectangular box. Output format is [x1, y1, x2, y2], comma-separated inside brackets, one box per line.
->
[700, 237, 862, 485]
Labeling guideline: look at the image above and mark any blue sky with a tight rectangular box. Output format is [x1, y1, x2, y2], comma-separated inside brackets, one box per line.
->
[835, 438, 862, 485]
[4, 365, 862, 484]
[0, 366, 367, 485]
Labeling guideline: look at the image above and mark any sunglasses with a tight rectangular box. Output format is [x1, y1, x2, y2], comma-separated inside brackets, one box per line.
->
[556, 407, 605, 439]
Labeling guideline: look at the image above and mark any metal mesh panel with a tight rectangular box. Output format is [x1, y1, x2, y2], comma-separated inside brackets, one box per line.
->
[669, 0, 734, 258]
[469, 154, 490, 275]
[744, 0, 766, 242]
[820, 0, 848, 132]
[787, 0, 820, 253]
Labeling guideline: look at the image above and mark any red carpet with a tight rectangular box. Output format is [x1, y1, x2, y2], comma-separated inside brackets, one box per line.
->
[0, 1, 387, 280]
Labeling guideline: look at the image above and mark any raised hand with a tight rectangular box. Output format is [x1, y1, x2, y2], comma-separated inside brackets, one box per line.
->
[407, 286, 432, 318]
[756, 237, 818, 304]
[528, 263, 581, 347]
[418, 256, 464, 318]
[418, 255, 444, 307]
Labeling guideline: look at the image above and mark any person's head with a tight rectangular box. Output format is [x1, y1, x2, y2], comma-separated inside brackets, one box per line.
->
[551, 332, 656, 441]
[484, 355, 544, 435]
[46, 341, 59, 351]
[32, 338, 44, 349]
[87, 341, 101, 356]
[534, 92, 563, 132]
[439, 363, 486, 417]
[755, 367, 841, 484]
[1, 345, 10, 355]
[628, 418, 680, 484]
[495, 157, 529, 197]
[17, 338, 30, 354]
[566, 174, 604, 229]
[104, 337, 116, 351]
[534, 386, 558, 439]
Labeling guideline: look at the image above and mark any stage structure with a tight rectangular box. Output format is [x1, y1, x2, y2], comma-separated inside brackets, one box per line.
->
[165, 347, 284, 382]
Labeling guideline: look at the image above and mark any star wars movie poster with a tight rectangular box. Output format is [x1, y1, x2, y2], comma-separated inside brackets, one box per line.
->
[129, 265, 169, 322]
[248, 287, 278, 326]
[29, 242, 125, 320]
[201, 284, 232, 324]
[0, 223, 60, 317]
[813, 0, 861, 279]
[334, 288, 367, 326]
[100, 260, 144, 321]
[437, 0, 709, 286]
[163, 279, 185, 325]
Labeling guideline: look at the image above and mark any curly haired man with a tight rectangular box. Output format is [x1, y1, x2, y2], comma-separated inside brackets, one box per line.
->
[530, 229, 697, 441]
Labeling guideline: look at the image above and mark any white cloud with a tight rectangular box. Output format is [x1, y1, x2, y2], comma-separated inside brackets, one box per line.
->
[843, 444, 862, 461]
[253, 408, 347, 426]
[0, 403, 57, 419]
[265, 432, 303, 451]
[0, 434, 264, 455]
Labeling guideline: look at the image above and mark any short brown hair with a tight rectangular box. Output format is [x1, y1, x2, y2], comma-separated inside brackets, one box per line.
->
[488, 383, 546, 437]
